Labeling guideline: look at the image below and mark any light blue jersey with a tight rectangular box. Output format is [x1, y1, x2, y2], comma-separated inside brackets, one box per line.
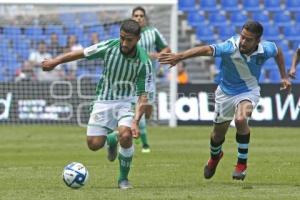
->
[210, 36, 278, 95]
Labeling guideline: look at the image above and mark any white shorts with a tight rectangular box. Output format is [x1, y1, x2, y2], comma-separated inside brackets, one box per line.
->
[87, 100, 134, 136]
[214, 86, 260, 124]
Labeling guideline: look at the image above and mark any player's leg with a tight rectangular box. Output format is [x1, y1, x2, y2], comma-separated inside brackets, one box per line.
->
[232, 100, 254, 180]
[116, 102, 135, 189]
[86, 102, 117, 160]
[204, 121, 230, 179]
[117, 125, 134, 189]
[139, 114, 150, 153]
[106, 130, 119, 161]
[204, 86, 234, 179]
[86, 135, 107, 151]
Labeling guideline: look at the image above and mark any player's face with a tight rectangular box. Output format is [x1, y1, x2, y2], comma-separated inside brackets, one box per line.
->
[239, 29, 260, 55]
[120, 30, 140, 56]
[132, 10, 146, 27]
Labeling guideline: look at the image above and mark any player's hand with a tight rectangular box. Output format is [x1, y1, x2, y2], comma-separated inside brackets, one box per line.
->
[280, 77, 292, 94]
[288, 68, 296, 79]
[158, 53, 180, 67]
[148, 52, 159, 60]
[131, 119, 140, 139]
[41, 59, 57, 71]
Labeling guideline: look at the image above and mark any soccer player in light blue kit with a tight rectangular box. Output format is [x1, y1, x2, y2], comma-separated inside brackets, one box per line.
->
[41, 19, 152, 189]
[159, 21, 291, 180]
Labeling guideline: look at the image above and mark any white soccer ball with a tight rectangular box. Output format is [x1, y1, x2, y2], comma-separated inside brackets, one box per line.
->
[62, 162, 89, 189]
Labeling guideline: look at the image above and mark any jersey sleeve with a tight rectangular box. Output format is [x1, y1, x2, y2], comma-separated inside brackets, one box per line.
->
[154, 28, 168, 52]
[136, 60, 153, 96]
[263, 41, 278, 58]
[83, 39, 115, 60]
[210, 37, 235, 57]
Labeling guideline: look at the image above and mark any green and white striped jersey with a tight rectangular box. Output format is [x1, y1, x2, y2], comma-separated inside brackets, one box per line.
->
[84, 39, 153, 101]
[138, 26, 168, 55]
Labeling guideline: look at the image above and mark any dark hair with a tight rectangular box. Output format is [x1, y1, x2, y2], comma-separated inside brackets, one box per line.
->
[242, 21, 263, 38]
[132, 6, 146, 17]
[120, 19, 141, 36]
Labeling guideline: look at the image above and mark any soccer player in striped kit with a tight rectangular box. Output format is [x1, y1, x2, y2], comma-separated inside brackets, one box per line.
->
[159, 21, 291, 180]
[130, 6, 171, 153]
[41, 19, 153, 189]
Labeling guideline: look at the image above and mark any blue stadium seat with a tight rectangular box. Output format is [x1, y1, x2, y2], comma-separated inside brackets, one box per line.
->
[293, 12, 300, 23]
[87, 25, 106, 35]
[275, 41, 290, 53]
[45, 25, 64, 35]
[187, 12, 206, 27]
[250, 12, 270, 26]
[13, 39, 31, 60]
[196, 26, 216, 44]
[262, 58, 277, 70]
[24, 26, 43, 37]
[216, 25, 237, 41]
[200, 0, 219, 12]
[272, 13, 292, 27]
[179, 0, 197, 12]
[220, 0, 240, 11]
[229, 12, 248, 26]
[241, 0, 261, 11]
[58, 35, 68, 47]
[263, 0, 282, 12]
[108, 24, 120, 39]
[283, 51, 293, 67]
[286, 0, 300, 11]
[59, 13, 77, 25]
[268, 68, 281, 82]
[3, 26, 22, 39]
[208, 13, 227, 26]
[65, 26, 85, 39]
[263, 25, 281, 42]
[283, 26, 300, 41]
[78, 12, 99, 25]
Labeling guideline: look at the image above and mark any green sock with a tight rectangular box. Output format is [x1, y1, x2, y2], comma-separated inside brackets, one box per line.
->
[107, 131, 118, 147]
[139, 117, 149, 147]
[118, 153, 133, 181]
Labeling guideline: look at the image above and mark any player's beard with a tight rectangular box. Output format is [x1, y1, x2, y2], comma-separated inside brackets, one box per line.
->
[239, 44, 258, 55]
[120, 46, 137, 56]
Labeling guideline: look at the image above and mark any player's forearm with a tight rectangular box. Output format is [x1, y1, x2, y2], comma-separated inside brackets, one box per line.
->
[55, 50, 85, 65]
[177, 45, 213, 61]
[133, 94, 149, 122]
[275, 48, 288, 78]
[291, 50, 300, 70]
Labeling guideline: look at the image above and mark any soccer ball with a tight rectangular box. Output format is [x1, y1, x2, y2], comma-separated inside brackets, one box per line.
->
[62, 162, 89, 189]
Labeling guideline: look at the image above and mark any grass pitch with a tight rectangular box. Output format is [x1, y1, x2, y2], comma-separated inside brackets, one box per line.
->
[0, 125, 300, 200]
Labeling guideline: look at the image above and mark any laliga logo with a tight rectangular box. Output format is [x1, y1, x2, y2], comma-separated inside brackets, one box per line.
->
[158, 92, 300, 121]
[0, 93, 12, 120]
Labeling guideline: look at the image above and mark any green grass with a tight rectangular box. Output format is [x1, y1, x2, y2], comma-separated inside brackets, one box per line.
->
[0, 125, 300, 200]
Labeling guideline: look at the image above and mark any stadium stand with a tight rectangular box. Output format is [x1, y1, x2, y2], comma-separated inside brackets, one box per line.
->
[178, 0, 300, 83]
[1, 1, 300, 83]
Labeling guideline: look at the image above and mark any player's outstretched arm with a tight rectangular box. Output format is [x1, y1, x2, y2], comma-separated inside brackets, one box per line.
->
[274, 47, 292, 93]
[41, 50, 84, 71]
[288, 48, 300, 79]
[158, 45, 213, 67]
[131, 94, 149, 138]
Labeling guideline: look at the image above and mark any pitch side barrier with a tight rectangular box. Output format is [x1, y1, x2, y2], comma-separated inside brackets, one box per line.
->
[158, 84, 300, 127]
[0, 82, 299, 126]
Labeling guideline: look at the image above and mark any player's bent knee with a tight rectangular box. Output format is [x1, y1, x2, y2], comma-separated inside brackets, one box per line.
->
[119, 131, 132, 146]
[234, 117, 247, 127]
[87, 137, 106, 151]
